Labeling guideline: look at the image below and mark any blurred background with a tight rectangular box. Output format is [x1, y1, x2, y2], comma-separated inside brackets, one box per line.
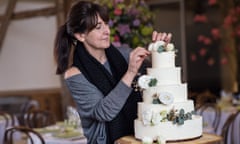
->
[0, 0, 240, 121]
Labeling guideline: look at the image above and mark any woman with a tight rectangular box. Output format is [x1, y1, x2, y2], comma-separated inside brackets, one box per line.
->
[54, 1, 172, 144]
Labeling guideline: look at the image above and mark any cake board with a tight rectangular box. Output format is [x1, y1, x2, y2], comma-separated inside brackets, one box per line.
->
[116, 133, 222, 144]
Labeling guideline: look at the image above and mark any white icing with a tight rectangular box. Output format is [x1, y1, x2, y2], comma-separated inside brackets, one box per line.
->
[135, 116, 202, 141]
[151, 51, 175, 68]
[142, 109, 153, 126]
[142, 137, 153, 144]
[143, 84, 187, 103]
[151, 111, 163, 125]
[147, 67, 181, 85]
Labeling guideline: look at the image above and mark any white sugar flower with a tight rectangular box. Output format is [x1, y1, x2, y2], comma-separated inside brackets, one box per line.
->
[157, 135, 166, 144]
[166, 43, 175, 51]
[142, 109, 153, 126]
[158, 92, 174, 105]
[153, 41, 165, 51]
[142, 137, 153, 144]
[148, 43, 154, 51]
[138, 75, 156, 89]
[151, 111, 162, 125]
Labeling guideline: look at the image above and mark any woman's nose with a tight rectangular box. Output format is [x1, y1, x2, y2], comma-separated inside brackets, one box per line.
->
[103, 23, 110, 34]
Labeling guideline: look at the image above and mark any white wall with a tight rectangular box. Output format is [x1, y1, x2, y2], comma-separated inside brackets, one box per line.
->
[0, 1, 61, 91]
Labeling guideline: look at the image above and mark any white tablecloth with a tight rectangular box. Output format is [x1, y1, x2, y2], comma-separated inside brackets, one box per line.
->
[0, 116, 20, 144]
[30, 126, 87, 144]
[30, 133, 87, 144]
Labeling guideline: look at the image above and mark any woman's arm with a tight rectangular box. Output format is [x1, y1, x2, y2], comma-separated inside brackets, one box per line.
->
[65, 70, 132, 122]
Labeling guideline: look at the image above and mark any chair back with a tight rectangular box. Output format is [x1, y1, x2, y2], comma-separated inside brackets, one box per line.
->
[18, 99, 39, 126]
[4, 126, 45, 144]
[197, 103, 221, 133]
[24, 109, 56, 128]
[221, 111, 240, 144]
[0, 111, 15, 128]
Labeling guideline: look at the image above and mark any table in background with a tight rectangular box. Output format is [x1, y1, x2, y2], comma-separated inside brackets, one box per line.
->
[30, 122, 87, 144]
[198, 105, 240, 144]
[117, 133, 222, 144]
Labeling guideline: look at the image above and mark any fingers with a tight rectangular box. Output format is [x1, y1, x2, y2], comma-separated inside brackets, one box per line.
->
[152, 31, 172, 44]
[128, 47, 150, 75]
[132, 47, 150, 61]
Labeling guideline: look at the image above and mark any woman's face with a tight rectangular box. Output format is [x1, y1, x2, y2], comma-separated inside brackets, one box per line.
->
[82, 15, 110, 50]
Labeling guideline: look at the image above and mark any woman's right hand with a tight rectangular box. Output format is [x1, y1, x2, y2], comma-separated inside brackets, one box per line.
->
[122, 47, 150, 87]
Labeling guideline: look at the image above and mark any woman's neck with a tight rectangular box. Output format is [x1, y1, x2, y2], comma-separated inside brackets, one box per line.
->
[86, 47, 107, 64]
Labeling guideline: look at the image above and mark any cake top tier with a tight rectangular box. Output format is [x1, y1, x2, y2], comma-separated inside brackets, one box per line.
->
[148, 41, 176, 68]
[148, 41, 175, 52]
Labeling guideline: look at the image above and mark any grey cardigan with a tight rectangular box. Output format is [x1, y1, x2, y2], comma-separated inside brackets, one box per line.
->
[65, 47, 133, 144]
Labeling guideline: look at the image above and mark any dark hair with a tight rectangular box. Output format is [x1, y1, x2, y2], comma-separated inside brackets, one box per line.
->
[54, 1, 109, 74]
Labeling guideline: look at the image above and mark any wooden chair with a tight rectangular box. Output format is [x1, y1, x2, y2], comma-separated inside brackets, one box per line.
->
[197, 103, 221, 133]
[17, 99, 39, 126]
[4, 126, 45, 144]
[221, 111, 240, 144]
[24, 109, 56, 128]
[0, 111, 15, 128]
[195, 90, 218, 109]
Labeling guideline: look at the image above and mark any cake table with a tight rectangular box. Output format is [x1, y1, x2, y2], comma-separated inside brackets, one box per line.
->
[116, 133, 222, 144]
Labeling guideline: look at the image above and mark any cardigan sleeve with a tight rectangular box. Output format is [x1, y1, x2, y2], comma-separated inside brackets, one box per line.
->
[65, 74, 132, 122]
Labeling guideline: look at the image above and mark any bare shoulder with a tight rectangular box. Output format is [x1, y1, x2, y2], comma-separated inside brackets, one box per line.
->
[64, 67, 81, 79]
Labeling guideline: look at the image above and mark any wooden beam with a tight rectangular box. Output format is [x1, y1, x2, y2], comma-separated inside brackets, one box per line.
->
[0, 7, 58, 21]
[0, 0, 17, 51]
[55, 0, 65, 27]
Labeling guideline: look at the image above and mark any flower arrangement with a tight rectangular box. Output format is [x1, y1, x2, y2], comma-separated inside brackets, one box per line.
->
[152, 92, 174, 105]
[189, 0, 240, 92]
[190, 0, 240, 66]
[142, 108, 195, 126]
[98, 0, 154, 48]
[137, 75, 158, 89]
[148, 41, 175, 53]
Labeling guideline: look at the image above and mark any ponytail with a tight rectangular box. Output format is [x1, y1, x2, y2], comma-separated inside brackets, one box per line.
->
[54, 23, 74, 74]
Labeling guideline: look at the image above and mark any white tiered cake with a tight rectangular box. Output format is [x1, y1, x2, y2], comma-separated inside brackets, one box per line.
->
[135, 41, 202, 143]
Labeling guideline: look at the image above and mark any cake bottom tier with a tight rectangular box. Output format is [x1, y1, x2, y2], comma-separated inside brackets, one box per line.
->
[134, 115, 202, 141]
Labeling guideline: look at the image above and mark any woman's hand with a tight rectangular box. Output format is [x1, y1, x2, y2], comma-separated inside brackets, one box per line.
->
[152, 31, 172, 44]
[122, 31, 172, 87]
[122, 47, 150, 87]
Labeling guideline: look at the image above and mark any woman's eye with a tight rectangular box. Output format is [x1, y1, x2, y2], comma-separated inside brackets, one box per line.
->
[95, 25, 101, 29]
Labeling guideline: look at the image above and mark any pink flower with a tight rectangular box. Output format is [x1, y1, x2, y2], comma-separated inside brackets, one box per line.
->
[221, 57, 228, 65]
[198, 35, 205, 42]
[114, 35, 120, 42]
[235, 26, 240, 37]
[197, 35, 212, 45]
[203, 37, 212, 45]
[211, 28, 221, 39]
[190, 53, 197, 61]
[208, 0, 217, 6]
[114, 8, 122, 16]
[223, 47, 232, 53]
[193, 14, 208, 23]
[199, 48, 207, 56]
[223, 15, 233, 28]
[236, 6, 240, 15]
[207, 58, 215, 66]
